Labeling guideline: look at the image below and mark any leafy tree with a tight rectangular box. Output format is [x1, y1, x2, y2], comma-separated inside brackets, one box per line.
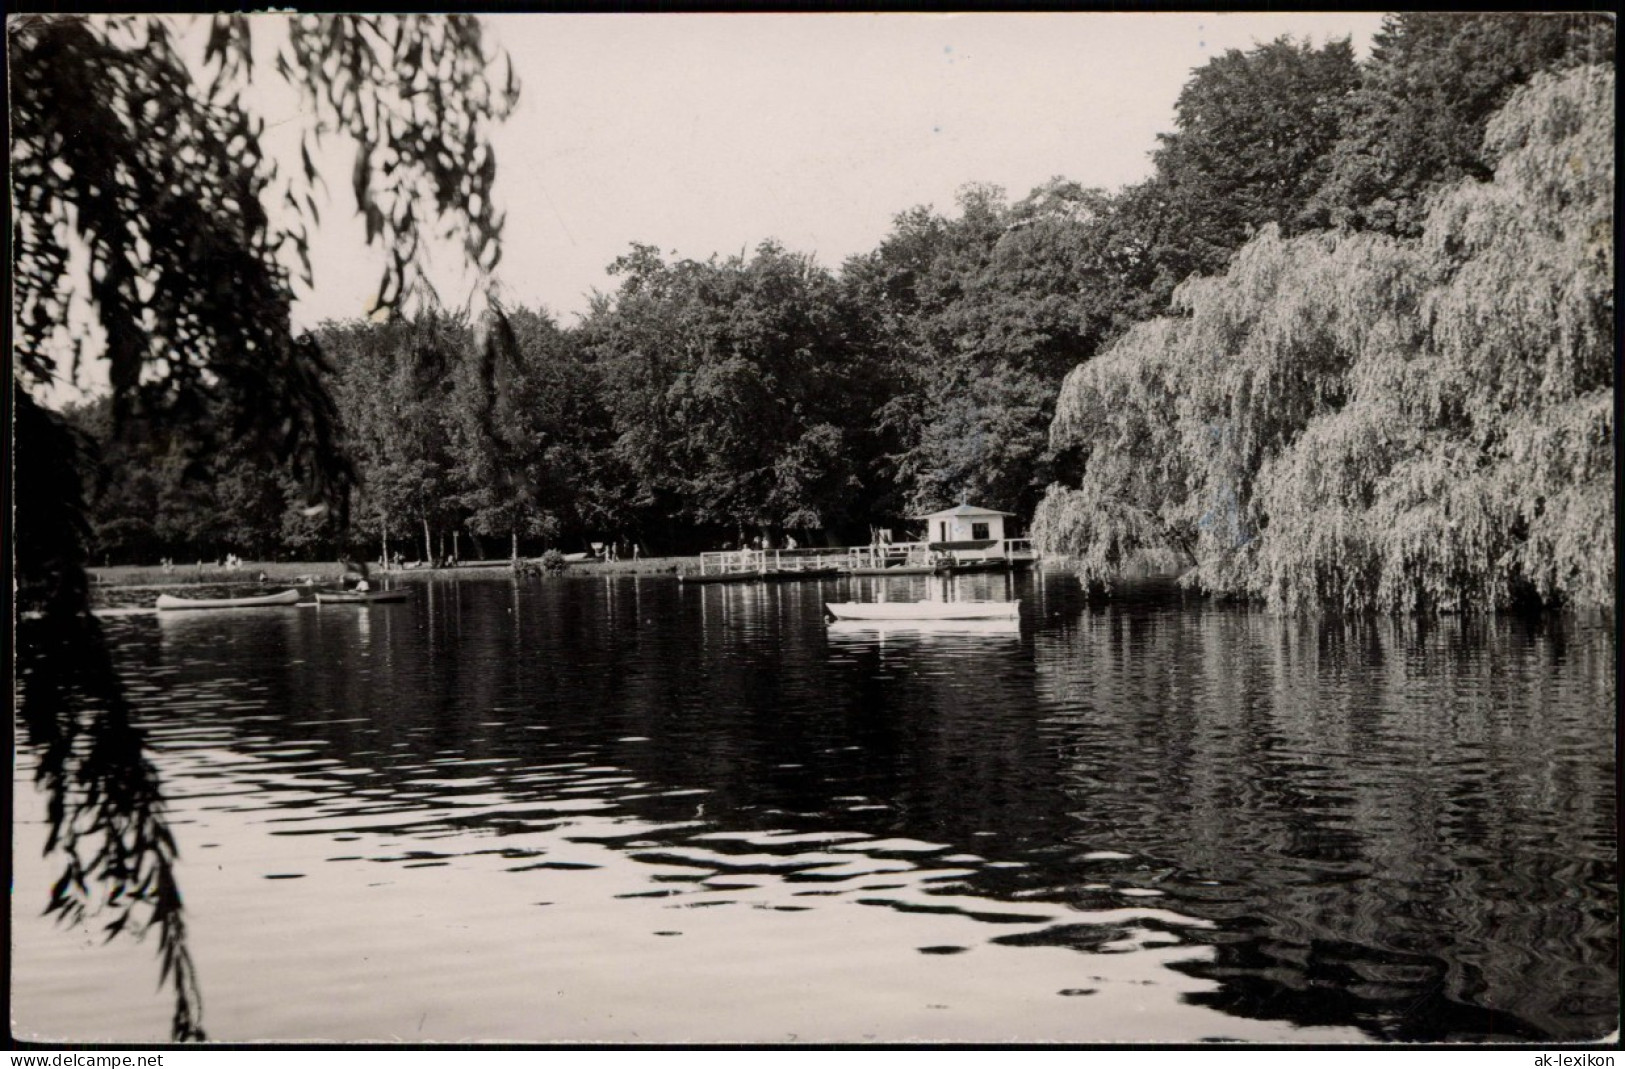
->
[448, 305, 588, 558]
[60, 399, 158, 565]
[276, 469, 341, 560]
[11, 13, 518, 1039]
[323, 312, 468, 564]
[68, 389, 336, 566]
[1032, 316, 1201, 583]
[1261, 64, 1614, 612]
[583, 241, 871, 544]
[1305, 13, 1614, 236]
[1037, 66, 1614, 613]
[1147, 36, 1360, 282]
[849, 181, 1128, 522]
[1068, 39, 1360, 336]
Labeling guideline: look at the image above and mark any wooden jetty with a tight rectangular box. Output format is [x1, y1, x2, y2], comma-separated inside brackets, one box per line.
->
[678, 539, 1038, 584]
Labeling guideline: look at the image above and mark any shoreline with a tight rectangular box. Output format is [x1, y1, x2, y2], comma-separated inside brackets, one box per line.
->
[89, 557, 693, 589]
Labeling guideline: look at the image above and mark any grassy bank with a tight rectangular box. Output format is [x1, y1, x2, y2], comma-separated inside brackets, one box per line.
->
[89, 556, 693, 589]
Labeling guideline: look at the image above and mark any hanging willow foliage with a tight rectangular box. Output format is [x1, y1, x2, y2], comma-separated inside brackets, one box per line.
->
[1037, 65, 1613, 613]
[1032, 318, 1197, 587]
[10, 14, 519, 1040]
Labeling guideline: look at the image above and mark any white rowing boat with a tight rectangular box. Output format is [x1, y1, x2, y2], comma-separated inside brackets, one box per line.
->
[155, 589, 302, 610]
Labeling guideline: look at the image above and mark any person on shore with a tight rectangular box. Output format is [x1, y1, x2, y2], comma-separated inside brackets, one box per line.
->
[341, 556, 371, 590]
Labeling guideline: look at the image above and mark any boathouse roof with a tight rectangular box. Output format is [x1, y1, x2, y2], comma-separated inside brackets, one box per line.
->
[914, 504, 1014, 520]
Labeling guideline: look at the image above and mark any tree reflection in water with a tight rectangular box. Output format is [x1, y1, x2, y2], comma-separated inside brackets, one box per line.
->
[1031, 586, 1617, 1041]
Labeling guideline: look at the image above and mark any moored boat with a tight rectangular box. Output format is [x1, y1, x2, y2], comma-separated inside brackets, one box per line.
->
[934, 559, 1010, 575]
[848, 564, 938, 576]
[825, 600, 1019, 622]
[679, 569, 762, 584]
[762, 566, 843, 582]
[155, 589, 302, 610]
[314, 589, 410, 604]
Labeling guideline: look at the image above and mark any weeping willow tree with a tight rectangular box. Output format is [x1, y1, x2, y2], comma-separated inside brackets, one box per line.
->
[11, 14, 518, 1039]
[1036, 65, 1613, 613]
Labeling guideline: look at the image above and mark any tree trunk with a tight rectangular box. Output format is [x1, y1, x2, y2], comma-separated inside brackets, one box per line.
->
[453, 530, 460, 563]
[511, 529, 519, 562]
[382, 512, 390, 570]
[422, 516, 432, 565]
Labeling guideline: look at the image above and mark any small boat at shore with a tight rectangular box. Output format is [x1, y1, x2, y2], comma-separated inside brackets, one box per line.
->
[155, 589, 302, 610]
[314, 589, 410, 604]
[849, 564, 938, 576]
[679, 570, 761, 584]
[935, 559, 1010, 575]
[763, 567, 843, 582]
[825, 600, 1019, 622]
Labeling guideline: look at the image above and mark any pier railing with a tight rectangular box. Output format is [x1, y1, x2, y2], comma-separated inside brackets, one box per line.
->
[848, 542, 934, 569]
[695, 539, 1038, 577]
[695, 549, 767, 576]
[768, 548, 850, 572]
[1002, 538, 1037, 562]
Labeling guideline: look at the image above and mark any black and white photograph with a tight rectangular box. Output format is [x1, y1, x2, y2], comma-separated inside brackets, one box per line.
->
[10, 10, 1617, 1051]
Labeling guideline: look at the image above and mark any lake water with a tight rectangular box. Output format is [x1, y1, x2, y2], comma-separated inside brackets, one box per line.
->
[11, 570, 1618, 1044]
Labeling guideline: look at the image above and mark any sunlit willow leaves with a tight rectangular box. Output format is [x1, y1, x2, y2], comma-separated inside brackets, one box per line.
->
[1036, 66, 1613, 613]
[11, 13, 518, 1039]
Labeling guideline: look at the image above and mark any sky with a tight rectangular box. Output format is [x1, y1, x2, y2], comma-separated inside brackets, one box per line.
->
[277, 12, 1391, 329]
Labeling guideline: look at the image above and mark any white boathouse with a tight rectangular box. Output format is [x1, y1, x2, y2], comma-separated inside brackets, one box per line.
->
[917, 504, 1013, 545]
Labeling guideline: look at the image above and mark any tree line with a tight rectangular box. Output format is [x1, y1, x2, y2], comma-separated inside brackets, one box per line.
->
[65, 15, 1613, 614]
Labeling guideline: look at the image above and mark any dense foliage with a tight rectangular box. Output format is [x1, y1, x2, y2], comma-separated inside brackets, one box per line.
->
[580, 241, 878, 543]
[1138, 37, 1360, 287]
[1304, 13, 1614, 236]
[14, 13, 1612, 1049]
[43, 16, 1614, 607]
[1035, 66, 1614, 613]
